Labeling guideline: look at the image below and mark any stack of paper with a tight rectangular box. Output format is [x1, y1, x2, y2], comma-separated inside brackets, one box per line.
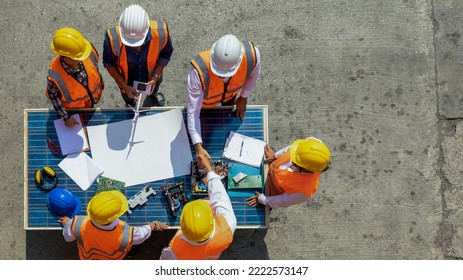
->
[58, 152, 103, 191]
[222, 131, 266, 168]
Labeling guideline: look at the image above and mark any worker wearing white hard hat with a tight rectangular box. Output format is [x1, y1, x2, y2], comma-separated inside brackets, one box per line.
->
[103, 4, 174, 107]
[187, 34, 261, 161]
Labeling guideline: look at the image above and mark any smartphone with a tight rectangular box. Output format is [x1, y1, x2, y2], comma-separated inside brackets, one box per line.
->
[233, 172, 248, 184]
[133, 81, 152, 95]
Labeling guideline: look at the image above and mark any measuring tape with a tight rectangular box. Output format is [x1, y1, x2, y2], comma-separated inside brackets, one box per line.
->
[35, 166, 58, 191]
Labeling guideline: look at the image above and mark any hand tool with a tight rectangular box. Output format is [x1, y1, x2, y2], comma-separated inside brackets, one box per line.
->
[46, 136, 61, 156]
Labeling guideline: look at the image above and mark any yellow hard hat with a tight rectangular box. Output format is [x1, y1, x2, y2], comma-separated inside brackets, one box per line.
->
[180, 200, 214, 243]
[87, 191, 128, 225]
[290, 138, 331, 172]
[50, 27, 92, 61]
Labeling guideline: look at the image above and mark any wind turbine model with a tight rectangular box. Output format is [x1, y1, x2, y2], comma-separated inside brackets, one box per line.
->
[128, 90, 150, 122]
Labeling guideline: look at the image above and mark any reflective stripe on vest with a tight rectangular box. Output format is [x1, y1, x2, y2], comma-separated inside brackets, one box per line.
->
[107, 20, 167, 83]
[108, 27, 121, 57]
[46, 50, 102, 107]
[72, 216, 133, 260]
[192, 54, 210, 96]
[243, 41, 256, 77]
[169, 215, 233, 260]
[267, 151, 320, 197]
[190, 40, 256, 108]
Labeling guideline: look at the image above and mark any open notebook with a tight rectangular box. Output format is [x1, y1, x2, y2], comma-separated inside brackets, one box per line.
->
[53, 114, 89, 156]
[222, 131, 266, 168]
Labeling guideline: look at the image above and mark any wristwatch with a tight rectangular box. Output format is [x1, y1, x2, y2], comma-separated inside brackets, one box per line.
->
[150, 222, 158, 230]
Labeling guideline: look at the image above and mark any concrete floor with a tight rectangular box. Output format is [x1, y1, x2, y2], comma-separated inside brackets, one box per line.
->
[0, 0, 462, 259]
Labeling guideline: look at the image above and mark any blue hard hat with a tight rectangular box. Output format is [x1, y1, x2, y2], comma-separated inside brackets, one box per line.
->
[46, 188, 82, 218]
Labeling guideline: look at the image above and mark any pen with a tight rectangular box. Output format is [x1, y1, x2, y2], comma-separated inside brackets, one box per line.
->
[239, 140, 244, 157]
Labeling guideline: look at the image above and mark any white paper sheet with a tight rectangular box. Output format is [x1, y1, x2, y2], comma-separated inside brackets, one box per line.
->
[58, 152, 103, 191]
[86, 109, 193, 187]
[223, 131, 266, 167]
[53, 114, 89, 155]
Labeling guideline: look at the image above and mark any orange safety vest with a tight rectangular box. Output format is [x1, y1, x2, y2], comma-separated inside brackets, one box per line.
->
[190, 41, 257, 108]
[267, 151, 320, 197]
[71, 216, 134, 260]
[169, 215, 233, 260]
[46, 49, 103, 108]
[106, 20, 169, 83]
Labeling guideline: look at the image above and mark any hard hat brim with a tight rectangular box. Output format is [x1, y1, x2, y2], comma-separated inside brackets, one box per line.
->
[289, 139, 304, 166]
[120, 28, 149, 47]
[72, 38, 92, 61]
[210, 61, 241, 78]
[70, 195, 82, 218]
[111, 190, 129, 215]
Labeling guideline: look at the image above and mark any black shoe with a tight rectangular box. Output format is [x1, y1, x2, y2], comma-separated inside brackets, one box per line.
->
[125, 101, 135, 108]
[152, 91, 166, 107]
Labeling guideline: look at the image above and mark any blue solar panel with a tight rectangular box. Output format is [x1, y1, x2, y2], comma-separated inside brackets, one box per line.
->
[24, 107, 268, 229]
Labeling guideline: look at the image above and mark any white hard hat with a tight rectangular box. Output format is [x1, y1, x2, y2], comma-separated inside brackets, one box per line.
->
[119, 4, 149, 47]
[210, 34, 245, 77]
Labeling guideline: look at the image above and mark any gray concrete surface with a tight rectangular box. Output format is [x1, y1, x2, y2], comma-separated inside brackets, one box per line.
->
[0, 0, 462, 259]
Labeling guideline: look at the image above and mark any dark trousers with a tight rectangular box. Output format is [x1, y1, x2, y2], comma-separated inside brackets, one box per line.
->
[221, 95, 236, 106]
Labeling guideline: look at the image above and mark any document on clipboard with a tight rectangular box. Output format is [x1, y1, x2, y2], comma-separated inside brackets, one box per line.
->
[222, 131, 266, 168]
[53, 114, 89, 156]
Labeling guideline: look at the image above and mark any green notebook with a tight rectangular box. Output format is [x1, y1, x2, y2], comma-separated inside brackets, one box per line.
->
[228, 175, 263, 190]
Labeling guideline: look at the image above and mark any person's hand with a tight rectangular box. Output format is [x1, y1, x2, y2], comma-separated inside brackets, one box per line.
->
[148, 73, 161, 94]
[264, 145, 276, 164]
[64, 117, 78, 128]
[123, 85, 139, 100]
[196, 152, 212, 173]
[234, 96, 247, 120]
[148, 221, 168, 232]
[246, 191, 262, 207]
[58, 216, 70, 226]
[194, 143, 211, 162]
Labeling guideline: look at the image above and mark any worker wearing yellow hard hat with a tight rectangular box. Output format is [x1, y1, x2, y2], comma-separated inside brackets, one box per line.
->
[46, 27, 104, 127]
[58, 190, 168, 260]
[247, 137, 331, 209]
[160, 154, 237, 260]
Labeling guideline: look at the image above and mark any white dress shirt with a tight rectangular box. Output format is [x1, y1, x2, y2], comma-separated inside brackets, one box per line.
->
[258, 137, 323, 209]
[160, 171, 236, 260]
[186, 47, 261, 145]
[62, 218, 152, 245]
